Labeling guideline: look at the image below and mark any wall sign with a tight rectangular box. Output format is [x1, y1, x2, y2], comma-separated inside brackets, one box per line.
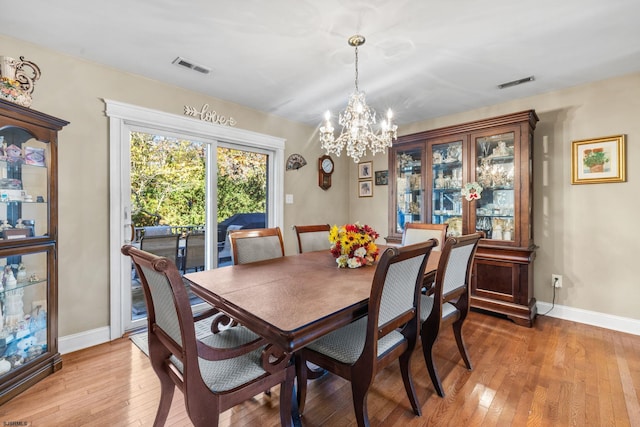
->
[184, 103, 237, 126]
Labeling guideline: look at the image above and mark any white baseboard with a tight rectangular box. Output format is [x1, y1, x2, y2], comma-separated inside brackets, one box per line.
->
[537, 301, 640, 336]
[59, 326, 111, 354]
[58, 304, 639, 355]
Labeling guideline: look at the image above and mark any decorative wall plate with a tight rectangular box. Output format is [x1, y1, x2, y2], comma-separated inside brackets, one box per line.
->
[286, 153, 307, 170]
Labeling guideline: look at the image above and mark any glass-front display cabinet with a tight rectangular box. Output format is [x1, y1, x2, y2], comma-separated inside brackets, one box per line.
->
[430, 137, 465, 238]
[389, 143, 424, 239]
[473, 132, 516, 241]
[0, 99, 68, 403]
[388, 110, 539, 326]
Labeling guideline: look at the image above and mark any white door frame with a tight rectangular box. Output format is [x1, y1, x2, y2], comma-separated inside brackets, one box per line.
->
[105, 99, 285, 339]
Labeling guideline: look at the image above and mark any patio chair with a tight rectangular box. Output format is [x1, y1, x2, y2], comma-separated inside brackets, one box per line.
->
[140, 234, 180, 267]
[183, 232, 205, 273]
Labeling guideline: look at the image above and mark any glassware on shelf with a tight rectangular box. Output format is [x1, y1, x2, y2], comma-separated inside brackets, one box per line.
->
[394, 148, 422, 234]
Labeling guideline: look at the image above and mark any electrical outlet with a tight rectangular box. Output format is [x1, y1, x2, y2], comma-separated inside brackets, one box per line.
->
[552, 274, 562, 288]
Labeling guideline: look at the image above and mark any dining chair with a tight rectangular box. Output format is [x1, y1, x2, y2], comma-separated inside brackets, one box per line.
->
[402, 223, 448, 251]
[402, 223, 448, 290]
[140, 234, 180, 267]
[121, 245, 295, 427]
[419, 232, 482, 397]
[295, 239, 437, 426]
[293, 224, 330, 253]
[229, 227, 285, 265]
[182, 232, 205, 273]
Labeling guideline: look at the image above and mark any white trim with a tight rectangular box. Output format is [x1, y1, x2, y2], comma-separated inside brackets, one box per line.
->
[537, 301, 640, 336]
[59, 327, 111, 354]
[104, 99, 285, 151]
[105, 99, 285, 340]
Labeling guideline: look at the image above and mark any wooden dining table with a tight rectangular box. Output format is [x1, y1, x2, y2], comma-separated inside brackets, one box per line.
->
[184, 247, 440, 354]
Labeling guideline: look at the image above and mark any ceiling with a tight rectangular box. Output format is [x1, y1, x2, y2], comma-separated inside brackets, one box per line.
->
[2, 0, 640, 127]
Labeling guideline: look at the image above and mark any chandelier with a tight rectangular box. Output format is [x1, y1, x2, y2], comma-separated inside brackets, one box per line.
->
[319, 35, 397, 163]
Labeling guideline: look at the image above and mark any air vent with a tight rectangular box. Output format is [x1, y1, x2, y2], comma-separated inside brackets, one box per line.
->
[172, 57, 211, 74]
[497, 75, 534, 89]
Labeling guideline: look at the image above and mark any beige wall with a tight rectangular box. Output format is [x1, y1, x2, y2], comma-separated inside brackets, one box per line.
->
[3, 34, 638, 339]
[350, 72, 640, 321]
[2, 35, 352, 337]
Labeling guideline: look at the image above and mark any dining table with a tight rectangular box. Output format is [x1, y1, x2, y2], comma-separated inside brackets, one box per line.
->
[184, 246, 440, 354]
[184, 246, 439, 426]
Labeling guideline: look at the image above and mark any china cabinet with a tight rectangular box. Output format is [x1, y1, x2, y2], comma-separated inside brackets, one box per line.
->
[388, 110, 538, 326]
[0, 99, 68, 403]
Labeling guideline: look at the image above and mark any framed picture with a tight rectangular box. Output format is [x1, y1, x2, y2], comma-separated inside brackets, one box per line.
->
[358, 161, 372, 179]
[358, 180, 373, 197]
[571, 135, 626, 184]
[375, 170, 388, 185]
[24, 146, 46, 166]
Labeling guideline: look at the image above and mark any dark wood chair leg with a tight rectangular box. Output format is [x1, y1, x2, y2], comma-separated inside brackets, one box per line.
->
[421, 328, 445, 397]
[452, 319, 472, 370]
[399, 350, 421, 416]
[153, 376, 175, 427]
[351, 381, 371, 427]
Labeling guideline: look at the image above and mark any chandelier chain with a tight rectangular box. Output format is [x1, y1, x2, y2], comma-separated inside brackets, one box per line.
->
[354, 45, 359, 93]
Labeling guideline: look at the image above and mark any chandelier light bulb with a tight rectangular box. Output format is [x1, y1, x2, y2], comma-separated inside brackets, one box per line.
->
[319, 35, 397, 163]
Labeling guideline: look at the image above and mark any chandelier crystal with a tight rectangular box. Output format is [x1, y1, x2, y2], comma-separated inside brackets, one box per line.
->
[320, 35, 397, 163]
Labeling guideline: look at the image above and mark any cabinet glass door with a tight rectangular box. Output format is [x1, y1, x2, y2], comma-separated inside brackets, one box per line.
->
[394, 147, 423, 234]
[0, 129, 49, 242]
[474, 132, 515, 241]
[0, 247, 51, 377]
[431, 140, 463, 236]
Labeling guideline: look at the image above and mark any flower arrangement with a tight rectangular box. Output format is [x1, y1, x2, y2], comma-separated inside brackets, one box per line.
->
[329, 222, 380, 268]
[461, 182, 483, 201]
[0, 77, 32, 107]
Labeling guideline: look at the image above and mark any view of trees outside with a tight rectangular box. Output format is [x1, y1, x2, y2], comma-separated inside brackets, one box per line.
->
[130, 132, 267, 227]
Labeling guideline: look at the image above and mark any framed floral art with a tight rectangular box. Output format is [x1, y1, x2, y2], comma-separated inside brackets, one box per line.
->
[571, 135, 626, 184]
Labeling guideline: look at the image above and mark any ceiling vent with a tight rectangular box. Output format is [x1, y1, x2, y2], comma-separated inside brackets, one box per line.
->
[172, 56, 211, 74]
[497, 75, 534, 89]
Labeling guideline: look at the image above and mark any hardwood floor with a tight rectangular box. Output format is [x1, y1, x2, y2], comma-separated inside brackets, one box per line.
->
[1, 311, 639, 426]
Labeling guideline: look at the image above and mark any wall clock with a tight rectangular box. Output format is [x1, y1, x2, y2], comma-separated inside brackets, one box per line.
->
[318, 155, 334, 190]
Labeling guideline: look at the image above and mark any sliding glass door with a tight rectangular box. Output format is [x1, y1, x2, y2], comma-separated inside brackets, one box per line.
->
[106, 99, 285, 338]
[128, 134, 270, 325]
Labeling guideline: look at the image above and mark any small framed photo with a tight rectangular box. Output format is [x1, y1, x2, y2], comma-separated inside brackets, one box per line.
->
[375, 170, 388, 185]
[358, 180, 373, 197]
[571, 135, 626, 184]
[358, 161, 372, 179]
[24, 147, 46, 166]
